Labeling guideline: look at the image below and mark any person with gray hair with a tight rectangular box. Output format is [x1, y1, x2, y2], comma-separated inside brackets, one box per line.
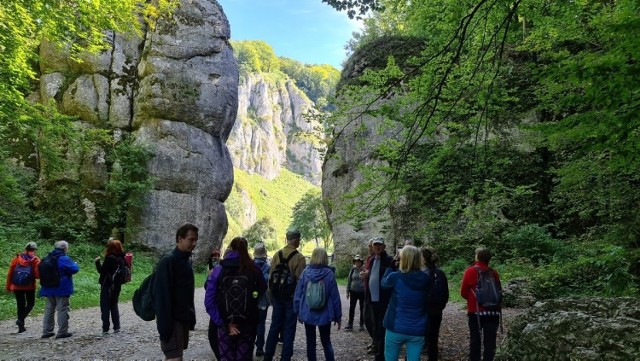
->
[39, 240, 80, 339]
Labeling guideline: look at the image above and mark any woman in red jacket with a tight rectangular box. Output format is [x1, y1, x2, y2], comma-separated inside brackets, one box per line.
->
[5, 242, 41, 333]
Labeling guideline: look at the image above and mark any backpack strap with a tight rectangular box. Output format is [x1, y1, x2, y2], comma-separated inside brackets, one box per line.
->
[279, 250, 298, 265]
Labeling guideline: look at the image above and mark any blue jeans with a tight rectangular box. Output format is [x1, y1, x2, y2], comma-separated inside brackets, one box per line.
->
[304, 323, 335, 361]
[263, 298, 296, 361]
[255, 307, 269, 352]
[385, 329, 424, 361]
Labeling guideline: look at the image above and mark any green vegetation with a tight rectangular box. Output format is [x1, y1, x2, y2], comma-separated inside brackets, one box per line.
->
[289, 189, 333, 252]
[224, 168, 318, 253]
[326, 0, 640, 299]
[231, 40, 340, 109]
[0, 239, 209, 321]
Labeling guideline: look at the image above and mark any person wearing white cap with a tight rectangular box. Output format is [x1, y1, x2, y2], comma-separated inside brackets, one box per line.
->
[6, 242, 41, 333]
[346, 254, 365, 331]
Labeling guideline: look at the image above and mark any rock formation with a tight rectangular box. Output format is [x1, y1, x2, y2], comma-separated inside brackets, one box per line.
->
[227, 72, 323, 185]
[34, 0, 237, 260]
[497, 297, 640, 360]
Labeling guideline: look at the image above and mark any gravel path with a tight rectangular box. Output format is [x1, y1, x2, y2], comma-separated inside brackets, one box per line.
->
[0, 285, 520, 360]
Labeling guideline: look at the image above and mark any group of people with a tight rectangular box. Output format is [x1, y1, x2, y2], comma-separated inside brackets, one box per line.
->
[5, 222, 503, 361]
[5, 238, 129, 339]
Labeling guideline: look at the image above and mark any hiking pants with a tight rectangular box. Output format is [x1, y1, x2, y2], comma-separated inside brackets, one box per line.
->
[426, 311, 443, 361]
[14, 290, 35, 324]
[263, 298, 296, 361]
[255, 307, 269, 352]
[208, 319, 220, 359]
[217, 324, 256, 361]
[348, 291, 364, 327]
[468, 314, 500, 361]
[43, 296, 70, 335]
[369, 301, 388, 361]
[304, 323, 335, 361]
[364, 300, 374, 338]
[385, 329, 424, 361]
[100, 284, 121, 332]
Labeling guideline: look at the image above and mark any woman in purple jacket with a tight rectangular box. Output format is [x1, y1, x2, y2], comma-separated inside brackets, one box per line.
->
[294, 247, 342, 361]
[204, 237, 267, 361]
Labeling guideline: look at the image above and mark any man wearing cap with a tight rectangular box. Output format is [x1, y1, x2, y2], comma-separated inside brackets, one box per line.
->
[253, 243, 271, 356]
[40, 240, 80, 339]
[346, 254, 365, 331]
[6, 242, 41, 333]
[361, 237, 394, 361]
[263, 230, 307, 361]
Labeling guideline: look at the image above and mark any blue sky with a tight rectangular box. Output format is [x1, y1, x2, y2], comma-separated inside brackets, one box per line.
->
[219, 0, 361, 69]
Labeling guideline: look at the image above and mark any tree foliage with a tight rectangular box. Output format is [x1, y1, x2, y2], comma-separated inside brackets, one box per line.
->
[327, 0, 640, 296]
[289, 189, 332, 250]
[244, 217, 278, 249]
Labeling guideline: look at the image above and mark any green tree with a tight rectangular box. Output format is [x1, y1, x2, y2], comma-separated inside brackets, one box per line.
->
[289, 189, 332, 250]
[244, 217, 278, 249]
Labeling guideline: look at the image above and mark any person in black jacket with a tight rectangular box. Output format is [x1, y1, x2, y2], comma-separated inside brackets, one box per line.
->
[154, 223, 198, 361]
[422, 246, 450, 361]
[95, 239, 126, 334]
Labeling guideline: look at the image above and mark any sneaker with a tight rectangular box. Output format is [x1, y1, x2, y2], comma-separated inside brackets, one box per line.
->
[344, 324, 353, 330]
[102, 331, 109, 335]
[359, 326, 365, 331]
[18, 325, 27, 333]
[255, 349, 264, 357]
[41, 332, 55, 339]
[55, 332, 73, 339]
[114, 329, 120, 334]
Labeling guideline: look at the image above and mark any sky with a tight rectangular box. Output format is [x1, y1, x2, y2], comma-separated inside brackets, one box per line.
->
[219, 0, 361, 69]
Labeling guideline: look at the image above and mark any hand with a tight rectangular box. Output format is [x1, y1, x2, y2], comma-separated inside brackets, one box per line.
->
[95, 256, 100, 262]
[335, 321, 341, 330]
[359, 269, 369, 279]
[228, 323, 240, 336]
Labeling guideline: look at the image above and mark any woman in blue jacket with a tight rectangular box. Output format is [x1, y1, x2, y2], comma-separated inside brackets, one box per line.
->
[294, 247, 342, 361]
[381, 245, 431, 361]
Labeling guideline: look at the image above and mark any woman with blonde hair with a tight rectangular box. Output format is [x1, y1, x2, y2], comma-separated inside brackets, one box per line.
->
[294, 247, 342, 361]
[381, 245, 431, 361]
[95, 239, 126, 334]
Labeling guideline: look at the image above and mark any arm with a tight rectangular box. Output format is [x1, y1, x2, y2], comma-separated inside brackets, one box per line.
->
[380, 267, 397, 289]
[346, 268, 353, 292]
[5, 257, 17, 291]
[154, 256, 173, 342]
[460, 268, 475, 300]
[292, 253, 306, 279]
[61, 256, 80, 275]
[33, 257, 41, 280]
[95, 258, 102, 274]
[442, 270, 450, 306]
[330, 276, 342, 323]
[293, 269, 306, 316]
[204, 266, 224, 326]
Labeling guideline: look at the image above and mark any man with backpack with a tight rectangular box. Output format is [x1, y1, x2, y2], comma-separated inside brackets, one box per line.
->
[154, 223, 198, 361]
[461, 247, 502, 361]
[253, 243, 271, 356]
[39, 240, 80, 339]
[5, 242, 41, 333]
[263, 230, 307, 361]
[422, 246, 449, 361]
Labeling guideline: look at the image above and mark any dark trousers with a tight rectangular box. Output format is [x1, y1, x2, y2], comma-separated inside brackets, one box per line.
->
[369, 301, 388, 361]
[14, 290, 35, 324]
[348, 291, 365, 327]
[364, 300, 375, 339]
[468, 314, 500, 361]
[99, 284, 121, 332]
[255, 307, 268, 352]
[208, 319, 220, 360]
[426, 311, 443, 361]
[304, 323, 335, 361]
[217, 324, 256, 361]
[263, 298, 296, 361]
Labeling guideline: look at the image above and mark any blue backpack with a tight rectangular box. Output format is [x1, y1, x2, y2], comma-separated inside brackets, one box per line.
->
[305, 278, 327, 311]
[12, 254, 35, 286]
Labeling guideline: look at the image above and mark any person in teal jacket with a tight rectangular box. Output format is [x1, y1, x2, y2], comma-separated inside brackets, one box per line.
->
[294, 247, 342, 361]
[39, 240, 80, 339]
[381, 245, 431, 361]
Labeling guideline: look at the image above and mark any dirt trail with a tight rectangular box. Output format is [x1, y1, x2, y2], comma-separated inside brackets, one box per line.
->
[0, 285, 519, 360]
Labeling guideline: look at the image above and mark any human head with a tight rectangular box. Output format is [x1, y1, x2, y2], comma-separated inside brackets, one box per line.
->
[25, 242, 38, 251]
[253, 243, 267, 258]
[353, 254, 363, 267]
[176, 223, 198, 252]
[475, 247, 492, 263]
[399, 245, 422, 273]
[55, 240, 69, 254]
[421, 246, 439, 268]
[371, 237, 385, 255]
[228, 237, 255, 272]
[105, 239, 124, 256]
[367, 238, 374, 255]
[286, 229, 301, 248]
[310, 247, 329, 266]
[403, 239, 414, 246]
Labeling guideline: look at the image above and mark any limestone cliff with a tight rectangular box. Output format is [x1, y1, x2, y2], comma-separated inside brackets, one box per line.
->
[34, 0, 237, 260]
[227, 72, 324, 186]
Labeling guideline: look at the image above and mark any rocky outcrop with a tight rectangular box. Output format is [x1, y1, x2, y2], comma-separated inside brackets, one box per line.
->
[35, 0, 237, 260]
[227, 72, 323, 185]
[497, 298, 640, 360]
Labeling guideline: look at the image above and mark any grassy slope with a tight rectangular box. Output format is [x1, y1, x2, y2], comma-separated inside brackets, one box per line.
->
[226, 167, 318, 254]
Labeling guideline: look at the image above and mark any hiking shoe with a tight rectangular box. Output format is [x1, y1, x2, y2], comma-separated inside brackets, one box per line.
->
[41, 332, 55, 338]
[344, 324, 353, 330]
[55, 332, 73, 339]
[255, 349, 264, 357]
[18, 325, 27, 333]
[114, 329, 120, 334]
[359, 326, 365, 331]
[102, 331, 109, 335]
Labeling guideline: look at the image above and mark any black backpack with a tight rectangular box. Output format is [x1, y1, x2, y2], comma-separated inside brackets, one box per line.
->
[133, 272, 156, 321]
[268, 250, 299, 300]
[39, 253, 62, 288]
[113, 256, 131, 285]
[426, 267, 449, 312]
[12, 254, 35, 286]
[217, 265, 258, 325]
[474, 266, 502, 311]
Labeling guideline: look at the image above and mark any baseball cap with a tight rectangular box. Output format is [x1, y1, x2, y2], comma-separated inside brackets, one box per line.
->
[25, 242, 38, 250]
[371, 237, 385, 245]
[253, 243, 267, 258]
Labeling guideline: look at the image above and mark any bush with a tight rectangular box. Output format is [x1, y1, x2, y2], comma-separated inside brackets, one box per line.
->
[503, 224, 564, 265]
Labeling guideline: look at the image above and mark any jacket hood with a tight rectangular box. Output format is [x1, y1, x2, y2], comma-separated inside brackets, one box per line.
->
[400, 271, 429, 291]
[305, 264, 334, 282]
[49, 249, 65, 257]
[220, 251, 240, 267]
[17, 253, 35, 266]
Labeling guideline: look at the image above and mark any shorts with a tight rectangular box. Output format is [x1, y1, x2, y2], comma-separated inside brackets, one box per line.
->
[160, 321, 190, 358]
